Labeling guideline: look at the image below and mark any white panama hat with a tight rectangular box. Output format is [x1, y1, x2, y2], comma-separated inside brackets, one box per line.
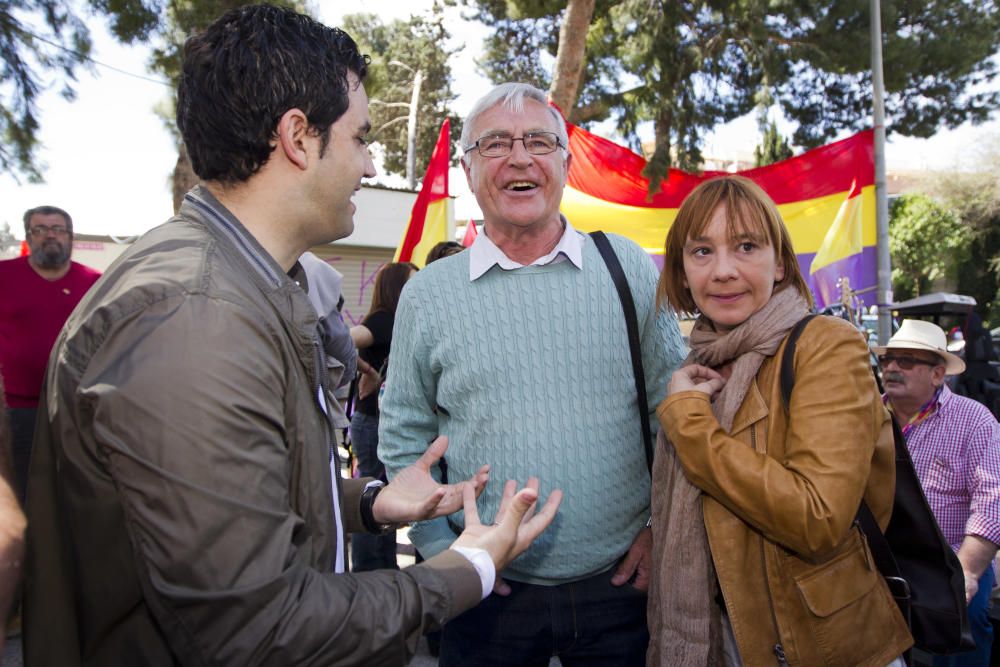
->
[874, 319, 966, 375]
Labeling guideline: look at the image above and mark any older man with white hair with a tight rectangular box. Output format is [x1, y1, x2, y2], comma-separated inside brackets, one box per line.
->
[380, 82, 686, 666]
[878, 319, 1000, 667]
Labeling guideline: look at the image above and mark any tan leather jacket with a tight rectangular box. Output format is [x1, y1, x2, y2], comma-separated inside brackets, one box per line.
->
[658, 316, 912, 666]
[24, 187, 482, 666]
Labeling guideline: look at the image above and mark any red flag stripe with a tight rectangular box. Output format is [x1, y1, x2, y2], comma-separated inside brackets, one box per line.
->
[396, 120, 451, 263]
[565, 125, 873, 208]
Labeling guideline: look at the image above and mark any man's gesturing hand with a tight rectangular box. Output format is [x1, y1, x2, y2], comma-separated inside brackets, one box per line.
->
[373, 436, 489, 524]
[453, 478, 562, 574]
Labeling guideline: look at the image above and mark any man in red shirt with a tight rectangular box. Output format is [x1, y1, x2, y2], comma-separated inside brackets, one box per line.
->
[0, 206, 100, 503]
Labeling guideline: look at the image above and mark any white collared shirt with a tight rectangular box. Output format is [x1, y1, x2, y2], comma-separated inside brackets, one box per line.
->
[468, 217, 586, 281]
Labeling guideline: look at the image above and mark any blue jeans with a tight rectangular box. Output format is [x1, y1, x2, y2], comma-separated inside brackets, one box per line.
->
[933, 566, 994, 667]
[439, 564, 649, 667]
[7, 407, 36, 505]
[348, 412, 397, 572]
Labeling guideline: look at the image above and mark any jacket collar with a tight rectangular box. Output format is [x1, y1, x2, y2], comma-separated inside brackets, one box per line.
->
[180, 186, 321, 382]
[182, 186, 287, 289]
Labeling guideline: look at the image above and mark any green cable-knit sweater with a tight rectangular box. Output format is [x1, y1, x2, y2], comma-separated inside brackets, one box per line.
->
[379, 232, 685, 585]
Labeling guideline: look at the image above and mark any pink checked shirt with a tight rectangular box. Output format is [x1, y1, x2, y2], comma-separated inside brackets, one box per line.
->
[902, 385, 1000, 551]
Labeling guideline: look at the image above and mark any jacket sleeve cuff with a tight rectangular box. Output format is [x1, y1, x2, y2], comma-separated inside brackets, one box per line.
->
[415, 548, 485, 621]
[656, 391, 713, 439]
[449, 546, 495, 599]
[965, 515, 1000, 547]
[342, 477, 375, 534]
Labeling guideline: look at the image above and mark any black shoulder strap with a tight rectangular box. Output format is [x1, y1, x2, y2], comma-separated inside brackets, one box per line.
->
[778, 313, 902, 579]
[854, 417, 905, 580]
[590, 231, 653, 475]
[779, 314, 818, 410]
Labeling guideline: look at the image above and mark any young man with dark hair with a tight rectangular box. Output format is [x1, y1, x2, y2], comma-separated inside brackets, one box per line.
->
[24, 6, 559, 665]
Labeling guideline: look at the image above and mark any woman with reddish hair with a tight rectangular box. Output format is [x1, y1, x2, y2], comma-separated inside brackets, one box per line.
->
[648, 176, 912, 666]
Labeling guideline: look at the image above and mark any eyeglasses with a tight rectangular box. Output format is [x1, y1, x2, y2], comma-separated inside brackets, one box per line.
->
[877, 353, 940, 370]
[464, 132, 564, 158]
[29, 224, 70, 237]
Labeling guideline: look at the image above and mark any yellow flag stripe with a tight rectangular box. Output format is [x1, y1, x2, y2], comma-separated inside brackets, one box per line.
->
[398, 199, 452, 268]
[561, 184, 876, 256]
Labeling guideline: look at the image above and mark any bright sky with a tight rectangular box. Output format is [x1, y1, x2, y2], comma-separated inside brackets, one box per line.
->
[2, 1, 997, 238]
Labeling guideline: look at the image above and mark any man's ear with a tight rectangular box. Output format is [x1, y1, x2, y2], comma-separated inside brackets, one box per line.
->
[276, 108, 311, 171]
[931, 365, 948, 387]
[462, 159, 475, 192]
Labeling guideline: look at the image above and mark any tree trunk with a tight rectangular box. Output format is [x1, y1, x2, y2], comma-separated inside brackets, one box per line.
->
[642, 106, 674, 196]
[548, 0, 596, 116]
[172, 142, 201, 213]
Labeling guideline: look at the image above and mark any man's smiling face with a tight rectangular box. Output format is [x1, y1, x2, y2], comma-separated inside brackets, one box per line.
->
[462, 97, 570, 235]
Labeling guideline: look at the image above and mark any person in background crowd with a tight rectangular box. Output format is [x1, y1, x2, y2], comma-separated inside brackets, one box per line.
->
[650, 175, 911, 666]
[300, 251, 358, 429]
[23, 7, 560, 665]
[426, 240, 464, 265]
[349, 261, 419, 571]
[0, 206, 100, 504]
[879, 319, 1000, 667]
[0, 377, 26, 653]
[380, 82, 685, 666]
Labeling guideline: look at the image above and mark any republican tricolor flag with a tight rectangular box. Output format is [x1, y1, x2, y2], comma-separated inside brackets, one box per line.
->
[393, 120, 454, 268]
[560, 123, 876, 309]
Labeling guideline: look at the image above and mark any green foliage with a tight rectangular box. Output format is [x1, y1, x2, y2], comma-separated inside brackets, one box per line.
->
[987, 284, 1000, 330]
[754, 119, 793, 167]
[468, 0, 1000, 192]
[889, 193, 970, 299]
[343, 11, 459, 180]
[474, 14, 556, 90]
[0, 0, 157, 181]
[1, 0, 295, 181]
[927, 145, 1000, 325]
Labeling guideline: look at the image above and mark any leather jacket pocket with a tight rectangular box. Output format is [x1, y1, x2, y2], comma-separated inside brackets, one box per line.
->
[794, 530, 896, 664]
[795, 533, 879, 616]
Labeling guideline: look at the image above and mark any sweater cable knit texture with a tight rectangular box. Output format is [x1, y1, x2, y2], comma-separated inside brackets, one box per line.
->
[380, 232, 684, 584]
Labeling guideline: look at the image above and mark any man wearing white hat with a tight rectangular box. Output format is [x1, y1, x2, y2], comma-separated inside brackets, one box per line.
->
[877, 319, 1000, 667]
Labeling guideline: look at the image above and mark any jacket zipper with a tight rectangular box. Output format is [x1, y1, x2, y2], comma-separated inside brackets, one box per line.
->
[753, 423, 790, 667]
[314, 340, 336, 463]
[314, 338, 342, 572]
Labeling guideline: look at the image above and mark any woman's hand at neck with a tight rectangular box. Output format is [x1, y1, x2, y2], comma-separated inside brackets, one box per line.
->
[667, 365, 727, 400]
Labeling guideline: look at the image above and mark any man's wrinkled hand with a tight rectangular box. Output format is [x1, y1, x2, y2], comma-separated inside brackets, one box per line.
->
[453, 478, 562, 575]
[611, 525, 652, 591]
[373, 436, 489, 525]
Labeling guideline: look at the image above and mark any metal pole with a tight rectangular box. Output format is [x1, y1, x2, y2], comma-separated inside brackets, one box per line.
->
[406, 69, 423, 190]
[871, 0, 892, 344]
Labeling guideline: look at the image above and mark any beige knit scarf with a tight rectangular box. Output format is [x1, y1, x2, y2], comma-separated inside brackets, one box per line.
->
[647, 287, 810, 666]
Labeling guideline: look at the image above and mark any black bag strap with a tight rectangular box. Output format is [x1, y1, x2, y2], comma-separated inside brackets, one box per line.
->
[854, 419, 906, 580]
[590, 230, 653, 475]
[779, 314, 818, 409]
[779, 314, 902, 580]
